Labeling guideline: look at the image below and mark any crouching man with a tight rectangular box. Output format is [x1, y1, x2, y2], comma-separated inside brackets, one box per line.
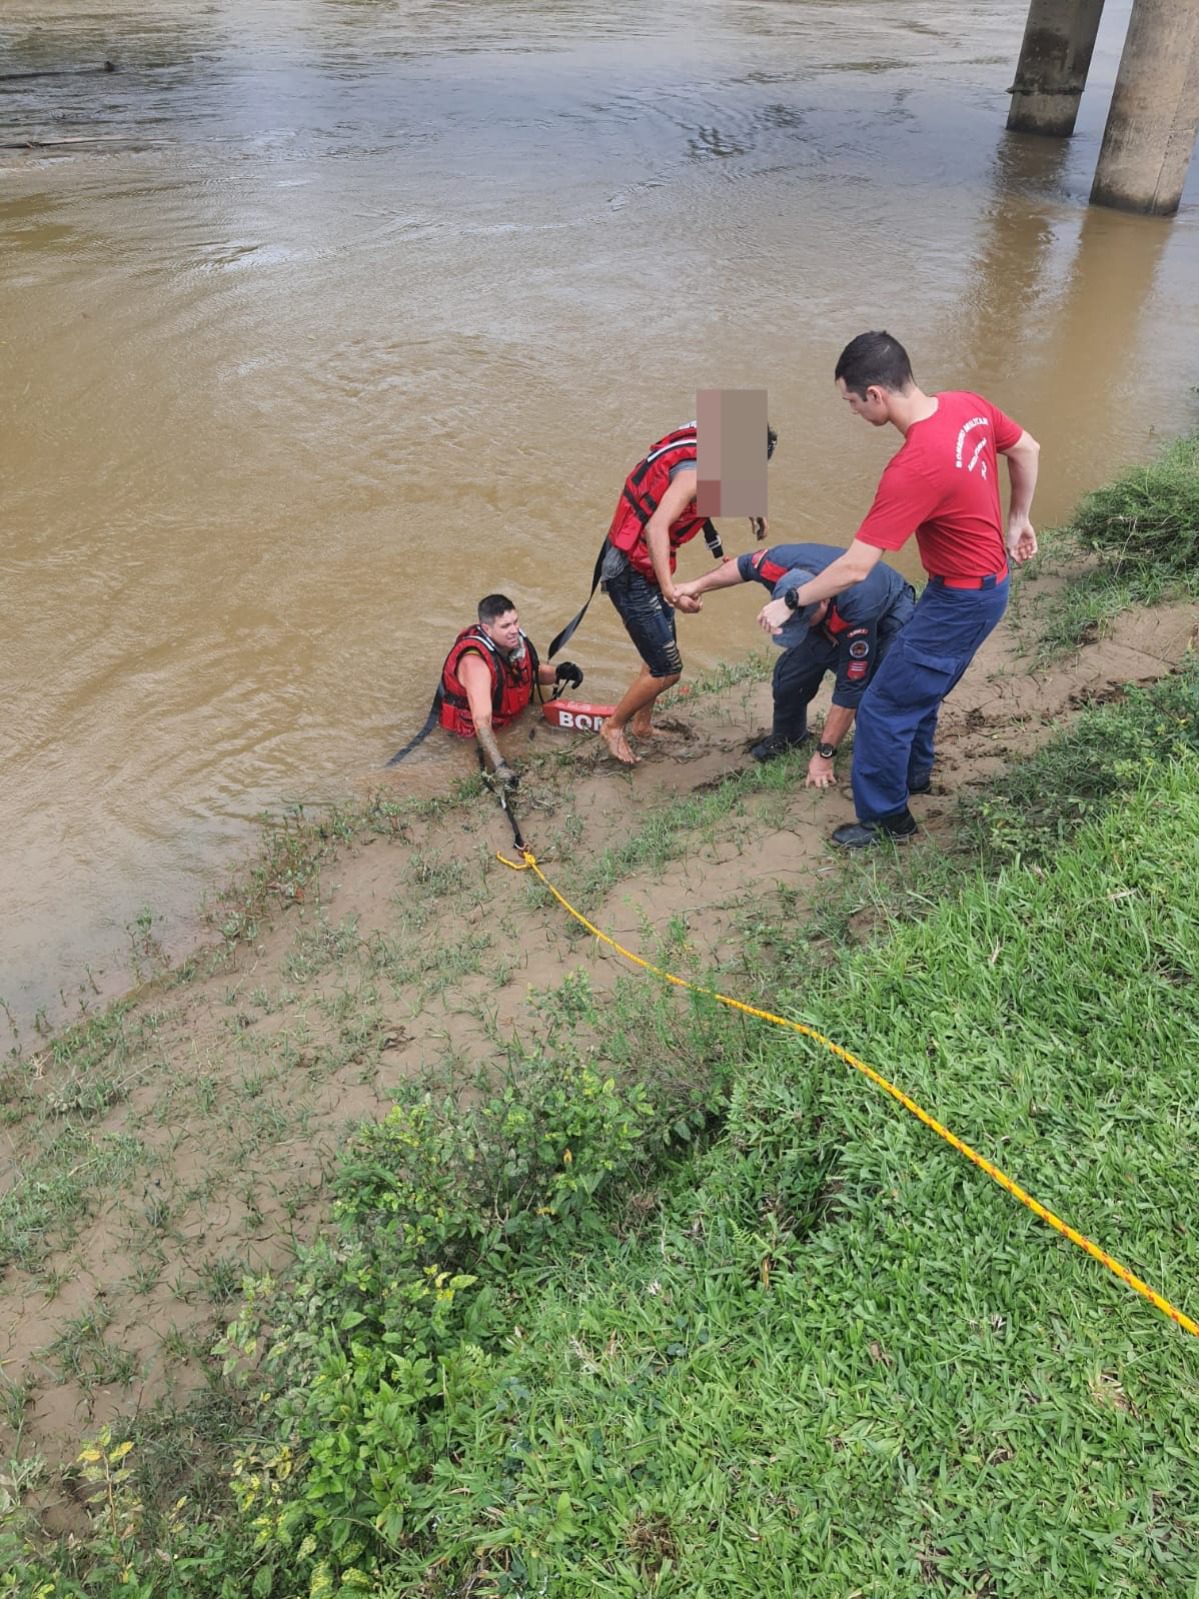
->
[439, 594, 582, 791]
[675, 544, 914, 787]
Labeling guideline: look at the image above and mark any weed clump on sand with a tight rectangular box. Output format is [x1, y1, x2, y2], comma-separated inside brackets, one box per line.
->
[1034, 430, 1199, 654]
[960, 665, 1199, 864]
[1072, 430, 1199, 578]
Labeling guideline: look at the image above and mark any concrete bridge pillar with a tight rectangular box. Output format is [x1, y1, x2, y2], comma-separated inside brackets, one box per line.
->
[1007, 0, 1107, 137]
[1090, 0, 1199, 215]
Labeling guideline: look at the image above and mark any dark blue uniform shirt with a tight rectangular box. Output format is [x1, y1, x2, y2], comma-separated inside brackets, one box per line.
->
[736, 542, 914, 708]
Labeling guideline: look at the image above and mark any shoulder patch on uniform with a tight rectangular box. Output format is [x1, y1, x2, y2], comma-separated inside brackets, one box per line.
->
[848, 640, 870, 658]
[847, 660, 869, 679]
[846, 626, 869, 638]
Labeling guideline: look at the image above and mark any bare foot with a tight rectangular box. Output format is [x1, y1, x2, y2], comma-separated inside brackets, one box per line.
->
[629, 715, 657, 740]
[600, 724, 640, 765]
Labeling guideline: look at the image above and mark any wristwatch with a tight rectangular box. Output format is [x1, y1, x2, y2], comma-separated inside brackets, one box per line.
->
[783, 587, 801, 613]
[816, 742, 838, 761]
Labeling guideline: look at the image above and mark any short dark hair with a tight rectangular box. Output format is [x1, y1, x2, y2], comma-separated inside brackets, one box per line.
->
[834, 331, 914, 399]
[478, 593, 517, 625]
[766, 423, 778, 460]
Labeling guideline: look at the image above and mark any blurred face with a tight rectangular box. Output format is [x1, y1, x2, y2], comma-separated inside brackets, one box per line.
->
[482, 608, 522, 652]
[837, 376, 889, 427]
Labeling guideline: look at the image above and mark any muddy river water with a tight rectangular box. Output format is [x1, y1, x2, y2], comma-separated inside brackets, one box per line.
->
[2, 0, 1198, 1031]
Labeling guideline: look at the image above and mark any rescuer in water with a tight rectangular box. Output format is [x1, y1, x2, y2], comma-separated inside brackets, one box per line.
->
[438, 593, 582, 791]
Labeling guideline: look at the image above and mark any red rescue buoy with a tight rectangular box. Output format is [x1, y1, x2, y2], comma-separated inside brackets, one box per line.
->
[541, 700, 616, 733]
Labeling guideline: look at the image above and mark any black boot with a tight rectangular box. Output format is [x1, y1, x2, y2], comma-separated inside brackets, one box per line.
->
[831, 807, 918, 850]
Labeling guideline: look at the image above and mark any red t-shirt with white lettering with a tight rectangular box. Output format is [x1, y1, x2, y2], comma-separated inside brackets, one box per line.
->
[854, 392, 1023, 579]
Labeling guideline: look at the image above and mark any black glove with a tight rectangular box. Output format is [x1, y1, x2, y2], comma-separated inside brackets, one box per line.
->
[492, 761, 520, 794]
[555, 661, 584, 690]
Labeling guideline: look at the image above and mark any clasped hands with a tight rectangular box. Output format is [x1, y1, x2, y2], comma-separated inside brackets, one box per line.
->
[666, 582, 703, 614]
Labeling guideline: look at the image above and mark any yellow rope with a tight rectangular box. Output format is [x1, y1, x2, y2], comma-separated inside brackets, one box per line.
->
[500, 847, 1199, 1340]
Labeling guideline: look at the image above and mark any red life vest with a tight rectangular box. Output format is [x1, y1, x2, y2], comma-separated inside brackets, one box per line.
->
[438, 626, 539, 737]
[607, 425, 709, 583]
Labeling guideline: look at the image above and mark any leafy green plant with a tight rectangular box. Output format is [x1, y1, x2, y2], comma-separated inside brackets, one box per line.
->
[334, 1059, 667, 1270]
[205, 1021, 730, 1594]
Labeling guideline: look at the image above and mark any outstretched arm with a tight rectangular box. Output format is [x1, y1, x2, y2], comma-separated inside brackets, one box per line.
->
[757, 540, 883, 635]
[674, 557, 746, 601]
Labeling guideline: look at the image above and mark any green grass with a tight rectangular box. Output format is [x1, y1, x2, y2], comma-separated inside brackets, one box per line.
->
[50, 1307, 139, 1394]
[1031, 430, 1199, 656]
[57, 748, 1189, 1599]
[1027, 556, 1176, 659]
[0, 1128, 145, 1274]
[660, 648, 773, 705]
[281, 913, 363, 982]
[207, 802, 359, 947]
[958, 667, 1199, 866]
[1073, 431, 1199, 575]
[0, 1004, 177, 1271]
[336, 762, 1199, 1597]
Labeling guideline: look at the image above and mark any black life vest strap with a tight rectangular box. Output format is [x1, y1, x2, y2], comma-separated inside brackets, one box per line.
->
[385, 684, 444, 766]
[617, 483, 660, 530]
[548, 539, 608, 659]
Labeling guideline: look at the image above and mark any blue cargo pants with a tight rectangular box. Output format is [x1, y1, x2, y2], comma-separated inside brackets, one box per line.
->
[851, 575, 1008, 824]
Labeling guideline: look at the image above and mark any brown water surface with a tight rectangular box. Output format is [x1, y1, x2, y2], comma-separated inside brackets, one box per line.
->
[2, 0, 1197, 1029]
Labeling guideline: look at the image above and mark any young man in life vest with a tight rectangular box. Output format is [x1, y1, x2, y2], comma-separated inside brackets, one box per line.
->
[675, 543, 915, 786]
[757, 331, 1039, 847]
[439, 594, 582, 791]
[599, 422, 777, 767]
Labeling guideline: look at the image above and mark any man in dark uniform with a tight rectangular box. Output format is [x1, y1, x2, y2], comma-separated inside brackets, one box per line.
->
[675, 543, 915, 787]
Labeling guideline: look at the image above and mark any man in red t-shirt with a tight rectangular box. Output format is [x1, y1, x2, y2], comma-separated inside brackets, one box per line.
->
[758, 331, 1039, 848]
